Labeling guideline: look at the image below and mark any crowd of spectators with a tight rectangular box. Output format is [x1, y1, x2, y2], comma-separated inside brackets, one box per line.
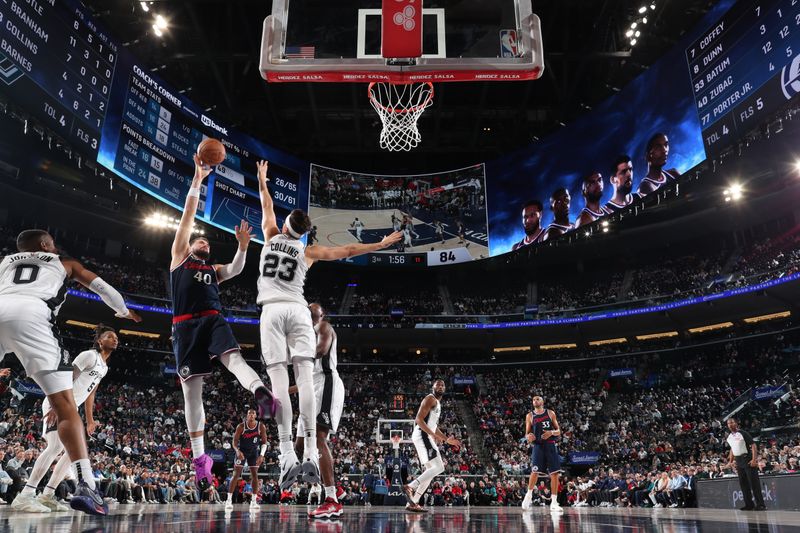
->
[1, 327, 796, 509]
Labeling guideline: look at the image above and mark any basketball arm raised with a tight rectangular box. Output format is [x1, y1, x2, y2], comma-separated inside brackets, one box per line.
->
[256, 160, 280, 240]
[305, 231, 403, 264]
[172, 155, 212, 267]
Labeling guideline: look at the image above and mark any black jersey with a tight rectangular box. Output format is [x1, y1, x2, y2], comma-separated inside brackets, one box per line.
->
[169, 254, 222, 318]
[239, 421, 262, 453]
[530, 409, 557, 444]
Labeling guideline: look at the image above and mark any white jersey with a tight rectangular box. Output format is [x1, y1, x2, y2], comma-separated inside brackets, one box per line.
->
[256, 233, 309, 306]
[413, 395, 441, 435]
[313, 322, 338, 377]
[352, 220, 364, 230]
[0, 252, 68, 312]
[42, 349, 108, 413]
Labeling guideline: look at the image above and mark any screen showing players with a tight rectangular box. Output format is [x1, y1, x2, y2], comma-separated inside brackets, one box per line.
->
[1, 0, 794, 264]
[309, 163, 489, 267]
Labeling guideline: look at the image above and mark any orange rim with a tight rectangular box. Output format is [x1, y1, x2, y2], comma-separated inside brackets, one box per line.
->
[368, 82, 435, 115]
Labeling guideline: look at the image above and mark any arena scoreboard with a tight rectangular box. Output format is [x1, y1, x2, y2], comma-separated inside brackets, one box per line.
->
[688, 0, 800, 156]
[0, 0, 308, 243]
[0, 0, 116, 157]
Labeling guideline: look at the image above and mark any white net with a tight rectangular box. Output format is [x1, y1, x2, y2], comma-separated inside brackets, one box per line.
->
[368, 82, 434, 152]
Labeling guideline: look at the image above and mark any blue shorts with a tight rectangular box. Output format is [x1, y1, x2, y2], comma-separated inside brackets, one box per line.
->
[531, 442, 562, 475]
[172, 313, 239, 381]
[235, 451, 260, 469]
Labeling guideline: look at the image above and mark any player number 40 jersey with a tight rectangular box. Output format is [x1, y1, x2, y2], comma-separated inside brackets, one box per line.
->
[256, 234, 309, 306]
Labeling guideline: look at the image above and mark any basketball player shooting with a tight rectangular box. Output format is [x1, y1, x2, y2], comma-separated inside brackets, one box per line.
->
[255, 160, 401, 492]
[170, 154, 277, 492]
[403, 379, 461, 513]
[0, 230, 141, 515]
[522, 395, 563, 513]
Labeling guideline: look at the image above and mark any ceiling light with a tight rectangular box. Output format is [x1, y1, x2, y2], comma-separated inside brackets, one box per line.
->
[631, 22, 638, 29]
[630, 38, 637, 46]
[639, 6, 647, 13]
[155, 14, 168, 30]
[650, 3, 656, 10]
[642, 17, 648, 24]
[140, 1, 149, 12]
[152, 24, 163, 37]
[635, 31, 641, 37]
[626, 30, 634, 37]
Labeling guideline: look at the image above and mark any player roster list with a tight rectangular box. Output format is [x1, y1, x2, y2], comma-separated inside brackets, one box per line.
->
[0, 0, 117, 156]
[687, 0, 800, 155]
[99, 62, 304, 243]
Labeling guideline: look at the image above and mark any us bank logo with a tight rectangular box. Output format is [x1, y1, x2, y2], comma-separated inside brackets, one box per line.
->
[781, 55, 800, 100]
[0, 53, 24, 86]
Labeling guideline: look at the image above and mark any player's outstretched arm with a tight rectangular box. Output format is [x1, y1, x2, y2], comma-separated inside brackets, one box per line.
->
[305, 231, 402, 264]
[256, 160, 280, 240]
[63, 259, 142, 322]
[215, 219, 251, 283]
[172, 155, 212, 269]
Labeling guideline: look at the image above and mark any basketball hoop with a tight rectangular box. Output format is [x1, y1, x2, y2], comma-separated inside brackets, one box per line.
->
[368, 82, 434, 152]
[390, 434, 403, 450]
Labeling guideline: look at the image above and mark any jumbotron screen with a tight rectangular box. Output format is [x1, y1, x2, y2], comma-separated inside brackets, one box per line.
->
[1, 0, 794, 263]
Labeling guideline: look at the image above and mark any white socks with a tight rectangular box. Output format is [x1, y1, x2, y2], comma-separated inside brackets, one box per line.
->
[190, 436, 205, 458]
[325, 486, 337, 503]
[73, 459, 96, 489]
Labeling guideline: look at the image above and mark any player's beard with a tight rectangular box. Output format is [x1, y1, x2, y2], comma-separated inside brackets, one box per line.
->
[434, 391, 444, 400]
[618, 181, 633, 196]
[193, 249, 210, 261]
[586, 191, 603, 203]
[524, 224, 540, 236]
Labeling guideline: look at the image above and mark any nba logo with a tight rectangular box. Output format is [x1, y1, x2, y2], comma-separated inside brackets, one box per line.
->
[500, 30, 519, 58]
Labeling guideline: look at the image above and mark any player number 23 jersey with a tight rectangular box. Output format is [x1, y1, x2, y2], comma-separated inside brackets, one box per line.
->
[257, 234, 308, 306]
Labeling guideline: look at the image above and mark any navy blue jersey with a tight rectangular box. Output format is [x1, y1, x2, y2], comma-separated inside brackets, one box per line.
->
[169, 255, 222, 317]
[239, 421, 261, 453]
[530, 409, 557, 444]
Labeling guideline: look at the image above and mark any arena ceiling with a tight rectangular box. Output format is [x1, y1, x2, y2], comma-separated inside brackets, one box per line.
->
[84, 1, 717, 168]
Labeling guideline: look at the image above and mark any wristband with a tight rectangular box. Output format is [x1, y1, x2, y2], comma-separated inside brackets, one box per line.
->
[187, 188, 200, 199]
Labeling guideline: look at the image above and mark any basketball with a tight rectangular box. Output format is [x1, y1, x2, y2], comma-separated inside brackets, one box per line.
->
[197, 138, 226, 166]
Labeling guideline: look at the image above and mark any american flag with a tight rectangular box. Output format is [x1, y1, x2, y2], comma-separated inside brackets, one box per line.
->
[285, 46, 316, 59]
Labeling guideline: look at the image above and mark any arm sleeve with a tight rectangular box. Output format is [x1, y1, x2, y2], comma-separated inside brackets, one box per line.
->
[216, 248, 246, 282]
[742, 431, 755, 448]
[88, 277, 130, 317]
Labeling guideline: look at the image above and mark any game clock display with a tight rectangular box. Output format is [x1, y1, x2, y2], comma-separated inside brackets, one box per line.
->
[687, 0, 800, 155]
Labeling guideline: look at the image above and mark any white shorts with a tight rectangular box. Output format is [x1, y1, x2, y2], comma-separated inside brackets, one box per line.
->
[0, 296, 72, 395]
[259, 303, 316, 367]
[297, 373, 345, 435]
[412, 429, 440, 465]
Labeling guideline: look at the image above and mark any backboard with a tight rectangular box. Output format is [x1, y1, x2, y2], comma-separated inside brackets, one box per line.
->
[260, 0, 544, 83]
[376, 418, 416, 444]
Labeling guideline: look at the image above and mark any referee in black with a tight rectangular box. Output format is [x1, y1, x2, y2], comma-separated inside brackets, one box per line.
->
[725, 417, 766, 511]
